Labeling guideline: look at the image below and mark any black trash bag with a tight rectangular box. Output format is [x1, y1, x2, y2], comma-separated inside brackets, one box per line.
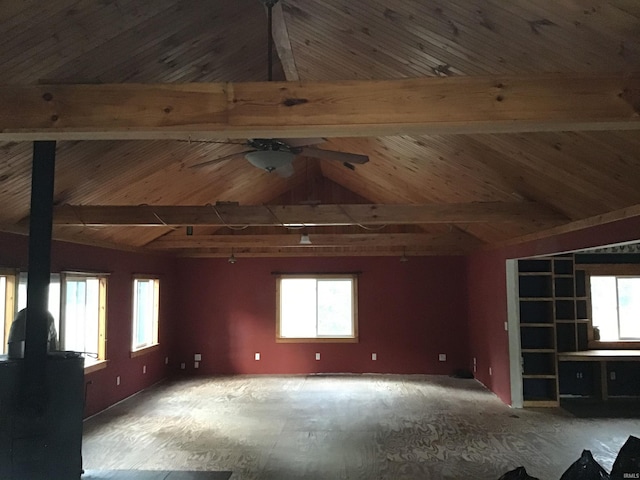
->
[560, 450, 610, 480]
[498, 466, 540, 480]
[611, 435, 640, 480]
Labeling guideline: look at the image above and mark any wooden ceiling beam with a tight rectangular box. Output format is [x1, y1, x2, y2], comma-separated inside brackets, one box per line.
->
[270, 1, 299, 81]
[147, 232, 481, 250]
[50, 202, 566, 227]
[0, 74, 638, 140]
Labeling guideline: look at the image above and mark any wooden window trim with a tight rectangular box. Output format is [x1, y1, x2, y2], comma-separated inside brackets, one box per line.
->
[0, 269, 17, 354]
[276, 274, 359, 343]
[131, 277, 160, 352]
[130, 343, 160, 358]
[583, 265, 640, 348]
[84, 360, 108, 374]
[61, 273, 108, 362]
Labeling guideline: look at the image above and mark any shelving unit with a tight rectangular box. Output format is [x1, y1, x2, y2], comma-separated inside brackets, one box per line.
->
[518, 258, 558, 406]
[518, 255, 592, 405]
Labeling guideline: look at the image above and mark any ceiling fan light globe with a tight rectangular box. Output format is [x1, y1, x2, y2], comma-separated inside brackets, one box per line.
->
[245, 150, 294, 172]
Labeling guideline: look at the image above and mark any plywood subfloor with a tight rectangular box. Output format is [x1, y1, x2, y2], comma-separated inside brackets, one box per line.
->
[82, 375, 640, 480]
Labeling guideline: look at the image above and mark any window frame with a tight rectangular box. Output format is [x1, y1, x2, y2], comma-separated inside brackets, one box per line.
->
[275, 273, 358, 344]
[0, 268, 17, 355]
[60, 272, 108, 367]
[13, 270, 109, 371]
[131, 275, 160, 354]
[584, 264, 640, 349]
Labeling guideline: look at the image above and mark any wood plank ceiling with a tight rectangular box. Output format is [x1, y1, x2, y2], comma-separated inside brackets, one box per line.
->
[0, 0, 638, 257]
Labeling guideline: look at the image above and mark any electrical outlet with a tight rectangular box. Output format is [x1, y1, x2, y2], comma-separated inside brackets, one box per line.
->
[194, 361, 200, 369]
[438, 353, 447, 362]
[255, 352, 260, 361]
[180, 362, 186, 370]
[489, 367, 493, 376]
[315, 353, 321, 361]
[610, 371, 616, 380]
[116, 376, 120, 386]
[194, 353, 202, 361]
[473, 357, 477, 372]
[371, 353, 377, 361]
[142, 365, 146, 374]
[165, 356, 169, 365]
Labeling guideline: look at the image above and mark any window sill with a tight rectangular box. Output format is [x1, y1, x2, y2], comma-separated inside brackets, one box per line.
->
[588, 340, 640, 350]
[84, 360, 108, 374]
[276, 337, 358, 344]
[130, 344, 160, 358]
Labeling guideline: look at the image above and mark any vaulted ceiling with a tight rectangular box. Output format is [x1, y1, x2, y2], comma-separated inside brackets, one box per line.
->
[0, 0, 639, 257]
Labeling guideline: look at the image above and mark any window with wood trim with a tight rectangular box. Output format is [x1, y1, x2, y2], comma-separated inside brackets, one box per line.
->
[17, 271, 107, 366]
[18, 272, 61, 339]
[0, 270, 17, 354]
[61, 273, 108, 366]
[590, 275, 640, 342]
[132, 277, 159, 351]
[276, 274, 358, 343]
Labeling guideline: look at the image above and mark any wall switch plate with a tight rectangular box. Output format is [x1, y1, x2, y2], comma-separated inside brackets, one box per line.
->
[438, 353, 446, 362]
[504, 321, 508, 331]
[165, 356, 169, 365]
[194, 353, 202, 361]
[255, 353, 260, 361]
[142, 365, 146, 374]
[116, 376, 120, 386]
[315, 353, 321, 360]
[180, 362, 186, 370]
[371, 353, 377, 361]
[194, 361, 200, 369]
[489, 367, 493, 376]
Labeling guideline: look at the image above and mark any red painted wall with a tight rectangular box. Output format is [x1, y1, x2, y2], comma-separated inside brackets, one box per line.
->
[172, 256, 469, 376]
[467, 249, 511, 403]
[467, 216, 640, 405]
[0, 232, 177, 417]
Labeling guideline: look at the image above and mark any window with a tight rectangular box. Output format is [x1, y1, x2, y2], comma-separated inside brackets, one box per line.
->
[17, 272, 108, 367]
[132, 277, 159, 351]
[18, 272, 61, 337]
[591, 275, 640, 341]
[276, 274, 358, 342]
[61, 274, 107, 366]
[0, 270, 17, 354]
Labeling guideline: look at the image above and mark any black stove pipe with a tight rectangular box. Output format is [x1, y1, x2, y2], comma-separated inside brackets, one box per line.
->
[22, 140, 56, 412]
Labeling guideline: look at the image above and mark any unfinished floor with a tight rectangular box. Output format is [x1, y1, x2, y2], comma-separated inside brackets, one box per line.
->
[82, 375, 640, 480]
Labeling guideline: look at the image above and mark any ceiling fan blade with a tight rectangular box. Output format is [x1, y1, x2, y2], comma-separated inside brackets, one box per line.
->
[275, 163, 295, 178]
[298, 147, 369, 164]
[275, 138, 326, 148]
[189, 149, 255, 168]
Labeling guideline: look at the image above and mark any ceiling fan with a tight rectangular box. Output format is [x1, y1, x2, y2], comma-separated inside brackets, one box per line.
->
[188, 0, 369, 177]
[189, 137, 369, 177]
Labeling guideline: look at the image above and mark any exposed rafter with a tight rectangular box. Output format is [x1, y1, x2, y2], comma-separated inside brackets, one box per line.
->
[269, 1, 299, 81]
[1, 74, 638, 140]
[49, 203, 566, 227]
[147, 232, 482, 250]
